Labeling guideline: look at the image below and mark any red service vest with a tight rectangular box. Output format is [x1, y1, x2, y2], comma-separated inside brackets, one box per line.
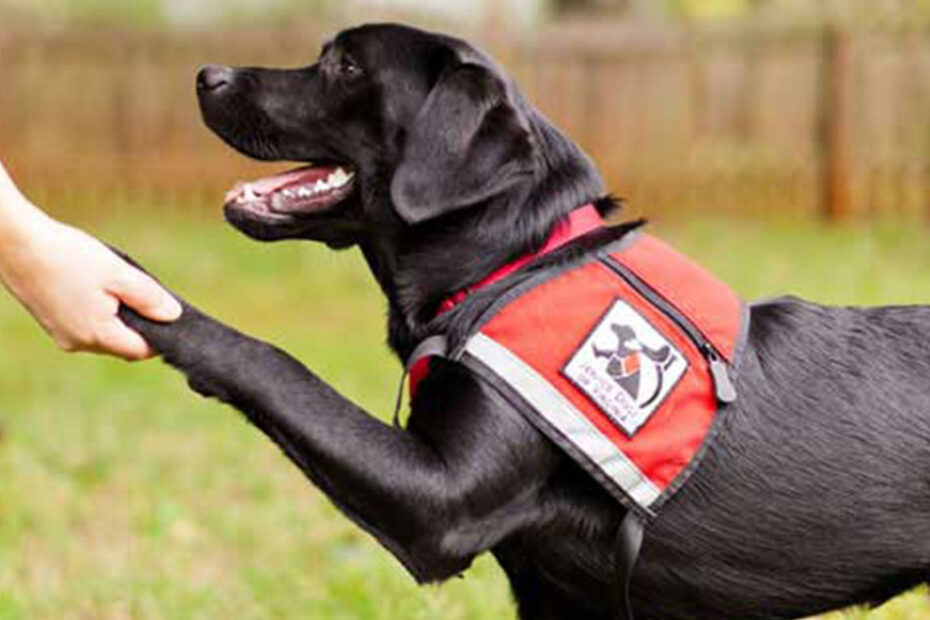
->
[408, 222, 748, 519]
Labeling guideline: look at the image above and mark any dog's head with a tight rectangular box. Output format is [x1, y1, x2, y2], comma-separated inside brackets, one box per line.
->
[610, 324, 639, 351]
[197, 23, 602, 250]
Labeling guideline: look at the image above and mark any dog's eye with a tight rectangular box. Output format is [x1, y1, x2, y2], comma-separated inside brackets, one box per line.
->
[339, 57, 362, 78]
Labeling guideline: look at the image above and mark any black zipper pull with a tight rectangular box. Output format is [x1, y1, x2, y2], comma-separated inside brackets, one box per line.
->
[704, 346, 737, 404]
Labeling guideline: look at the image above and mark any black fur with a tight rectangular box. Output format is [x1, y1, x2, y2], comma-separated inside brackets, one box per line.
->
[121, 23, 930, 619]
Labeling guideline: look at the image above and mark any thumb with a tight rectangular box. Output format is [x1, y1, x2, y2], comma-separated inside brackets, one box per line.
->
[92, 318, 154, 361]
[109, 267, 183, 323]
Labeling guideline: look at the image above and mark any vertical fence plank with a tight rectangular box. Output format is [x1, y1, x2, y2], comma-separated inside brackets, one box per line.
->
[818, 25, 854, 222]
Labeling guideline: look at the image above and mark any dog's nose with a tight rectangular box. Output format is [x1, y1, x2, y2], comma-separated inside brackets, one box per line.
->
[197, 65, 234, 93]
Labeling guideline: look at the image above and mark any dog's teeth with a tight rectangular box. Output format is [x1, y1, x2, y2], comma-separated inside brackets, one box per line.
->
[330, 168, 350, 187]
[315, 180, 328, 192]
[243, 184, 257, 201]
[297, 187, 310, 198]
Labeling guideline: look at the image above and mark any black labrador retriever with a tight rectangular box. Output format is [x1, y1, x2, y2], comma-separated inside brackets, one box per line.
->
[121, 23, 930, 620]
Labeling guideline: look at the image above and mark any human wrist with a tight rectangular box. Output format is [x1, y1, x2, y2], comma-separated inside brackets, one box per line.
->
[0, 197, 52, 251]
[0, 202, 56, 289]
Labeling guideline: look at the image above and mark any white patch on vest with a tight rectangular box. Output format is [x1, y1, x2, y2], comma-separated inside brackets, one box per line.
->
[562, 299, 688, 437]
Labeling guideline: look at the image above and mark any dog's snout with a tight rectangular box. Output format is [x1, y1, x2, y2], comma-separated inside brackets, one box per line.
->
[197, 65, 234, 94]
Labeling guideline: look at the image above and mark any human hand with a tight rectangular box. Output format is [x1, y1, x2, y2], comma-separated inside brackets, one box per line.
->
[0, 162, 182, 360]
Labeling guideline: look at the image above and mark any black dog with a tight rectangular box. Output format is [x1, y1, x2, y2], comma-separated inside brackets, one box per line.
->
[121, 24, 930, 619]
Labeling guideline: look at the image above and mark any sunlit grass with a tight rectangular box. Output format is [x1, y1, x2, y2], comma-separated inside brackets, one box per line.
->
[1, 207, 929, 619]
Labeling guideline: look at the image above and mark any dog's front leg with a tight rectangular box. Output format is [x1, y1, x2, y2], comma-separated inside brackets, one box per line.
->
[120, 303, 552, 583]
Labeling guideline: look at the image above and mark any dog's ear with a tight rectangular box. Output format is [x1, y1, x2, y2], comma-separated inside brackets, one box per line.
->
[390, 64, 536, 224]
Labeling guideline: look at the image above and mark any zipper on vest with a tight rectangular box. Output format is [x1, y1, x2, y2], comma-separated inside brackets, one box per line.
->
[601, 256, 737, 404]
[703, 344, 737, 404]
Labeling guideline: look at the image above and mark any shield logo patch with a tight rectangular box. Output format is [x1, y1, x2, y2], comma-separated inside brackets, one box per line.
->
[562, 299, 688, 437]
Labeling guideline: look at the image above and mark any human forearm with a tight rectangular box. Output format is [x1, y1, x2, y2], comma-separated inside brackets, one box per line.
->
[0, 161, 49, 250]
[0, 161, 53, 294]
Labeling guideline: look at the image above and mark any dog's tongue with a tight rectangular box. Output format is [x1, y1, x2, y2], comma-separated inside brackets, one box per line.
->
[255, 166, 329, 194]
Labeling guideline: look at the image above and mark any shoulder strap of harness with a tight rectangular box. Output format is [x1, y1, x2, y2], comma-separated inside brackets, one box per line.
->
[394, 335, 449, 427]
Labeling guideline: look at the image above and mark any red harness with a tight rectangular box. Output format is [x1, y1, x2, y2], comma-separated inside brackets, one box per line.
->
[402, 206, 747, 619]
[406, 205, 747, 518]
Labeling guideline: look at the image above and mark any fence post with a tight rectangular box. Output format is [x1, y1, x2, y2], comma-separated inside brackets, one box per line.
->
[819, 24, 854, 222]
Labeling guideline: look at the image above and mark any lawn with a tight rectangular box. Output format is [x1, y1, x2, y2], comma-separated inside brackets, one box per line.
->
[1, 206, 930, 619]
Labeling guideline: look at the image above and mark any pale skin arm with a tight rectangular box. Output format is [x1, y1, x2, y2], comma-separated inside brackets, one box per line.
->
[0, 160, 182, 361]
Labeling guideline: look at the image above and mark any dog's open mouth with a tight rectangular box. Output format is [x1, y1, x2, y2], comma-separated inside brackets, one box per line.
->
[224, 164, 356, 218]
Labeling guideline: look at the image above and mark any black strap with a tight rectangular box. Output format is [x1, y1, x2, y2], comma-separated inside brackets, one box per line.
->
[614, 511, 645, 620]
[393, 336, 449, 428]
[392, 368, 410, 428]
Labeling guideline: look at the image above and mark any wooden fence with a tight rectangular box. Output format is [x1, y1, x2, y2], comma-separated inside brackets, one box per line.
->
[2, 19, 930, 220]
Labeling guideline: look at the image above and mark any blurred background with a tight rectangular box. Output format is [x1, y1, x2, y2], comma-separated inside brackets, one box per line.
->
[2, 1, 930, 619]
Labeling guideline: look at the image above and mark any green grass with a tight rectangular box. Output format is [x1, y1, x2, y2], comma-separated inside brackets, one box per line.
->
[2, 207, 930, 619]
